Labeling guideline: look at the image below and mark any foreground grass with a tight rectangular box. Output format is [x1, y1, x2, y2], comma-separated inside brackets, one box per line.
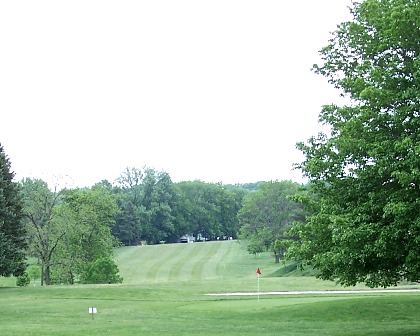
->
[1, 285, 419, 336]
[1, 241, 420, 335]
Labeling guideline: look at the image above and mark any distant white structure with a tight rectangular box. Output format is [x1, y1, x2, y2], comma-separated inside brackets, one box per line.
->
[179, 234, 195, 243]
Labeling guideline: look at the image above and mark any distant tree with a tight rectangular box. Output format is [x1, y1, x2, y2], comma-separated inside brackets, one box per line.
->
[112, 169, 245, 245]
[273, 239, 289, 264]
[289, 0, 420, 287]
[0, 144, 27, 277]
[178, 183, 245, 240]
[245, 235, 266, 257]
[226, 182, 262, 191]
[113, 167, 145, 245]
[238, 181, 305, 263]
[140, 168, 177, 244]
[217, 186, 245, 239]
[113, 199, 142, 246]
[115, 167, 143, 204]
[176, 181, 242, 240]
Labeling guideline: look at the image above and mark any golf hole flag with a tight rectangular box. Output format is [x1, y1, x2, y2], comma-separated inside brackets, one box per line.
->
[256, 267, 261, 275]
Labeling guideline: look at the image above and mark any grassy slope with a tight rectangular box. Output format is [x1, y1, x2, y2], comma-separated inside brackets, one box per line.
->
[116, 240, 276, 284]
[1, 240, 420, 336]
[115, 240, 367, 292]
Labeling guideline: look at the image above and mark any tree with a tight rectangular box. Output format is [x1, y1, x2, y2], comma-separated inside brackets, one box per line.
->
[176, 181, 215, 240]
[238, 181, 305, 263]
[176, 181, 244, 241]
[113, 167, 146, 245]
[139, 168, 178, 244]
[21, 178, 65, 285]
[289, 0, 420, 287]
[115, 167, 143, 204]
[0, 144, 27, 277]
[113, 199, 142, 246]
[53, 186, 119, 284]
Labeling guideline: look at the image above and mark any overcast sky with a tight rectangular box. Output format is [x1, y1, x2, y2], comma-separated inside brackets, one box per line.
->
[1, 1, 352, 188]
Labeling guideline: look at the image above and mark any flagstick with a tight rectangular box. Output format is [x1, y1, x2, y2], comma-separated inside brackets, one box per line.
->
[257, 273, 260, 302]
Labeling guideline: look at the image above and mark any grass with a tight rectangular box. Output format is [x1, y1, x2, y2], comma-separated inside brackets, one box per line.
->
[1, 240, 420, 335]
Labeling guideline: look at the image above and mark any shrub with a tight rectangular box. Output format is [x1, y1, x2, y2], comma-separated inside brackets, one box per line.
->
[82, 257, 123, 284]
[16, 272, 30, 287]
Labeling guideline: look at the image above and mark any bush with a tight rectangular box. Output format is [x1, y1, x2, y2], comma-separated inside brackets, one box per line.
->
[82, 257, 123, 284]
[16, 272, 31, 287]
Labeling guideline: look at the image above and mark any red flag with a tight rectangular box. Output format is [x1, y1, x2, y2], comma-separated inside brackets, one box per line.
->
[256, 268, 261, 275]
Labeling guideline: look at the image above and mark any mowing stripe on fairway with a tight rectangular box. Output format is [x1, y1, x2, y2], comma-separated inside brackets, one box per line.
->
[215, 239, 236, 276]
[167, 242, 204, 281]
[144, 244, 184, 282]
[191, 241, 222, 280]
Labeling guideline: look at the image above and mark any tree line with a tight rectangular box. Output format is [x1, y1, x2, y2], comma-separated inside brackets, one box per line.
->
[1, 154, 305, 285]
[111, 167, 248, 246]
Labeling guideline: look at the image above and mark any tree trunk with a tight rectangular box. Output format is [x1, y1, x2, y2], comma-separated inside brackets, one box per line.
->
[274, 254, 280, 264]
[41, 262, 44, 286]
[44, 265, 51, 285]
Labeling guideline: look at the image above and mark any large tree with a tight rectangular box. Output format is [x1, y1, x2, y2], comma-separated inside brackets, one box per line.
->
[113, 167, 146, 245]
[21, 178, 65, 285]
[53, 185, 119, 284]
[289, 0, 420, 287]
[0, 144, 26, 277]
[139, 168, 178, 244]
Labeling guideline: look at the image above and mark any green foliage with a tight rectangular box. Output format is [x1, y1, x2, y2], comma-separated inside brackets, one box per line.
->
[290, 0, 420, 287]
[27, 264, 41, 283]
[238, 181, 306, 262]
[82, 257, 123, 284]
[113, 199, 142, 246]
[20, 178, 65, 285]
[16, 271, 30, 287]
[21, 179, 120, 285]
[225, 182, 262, 191]
[140, 168, 178, 244]
[176, 180, 244, 241]
[0, 144, 27, 277]
[113, 168, 246, 246]
[113, 168, 246, 245]
[113, 167, 180, 245]
[51, 187, 119, 284]
[246, 237, 265, 256]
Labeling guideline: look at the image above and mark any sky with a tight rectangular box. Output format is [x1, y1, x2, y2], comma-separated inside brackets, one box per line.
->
[0, 1, 352, 188]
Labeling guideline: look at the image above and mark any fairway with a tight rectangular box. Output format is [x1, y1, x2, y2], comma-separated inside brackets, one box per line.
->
[116, 240, 246, 284]
[2, 240, 420, 336]
[115, 240, 355, 293]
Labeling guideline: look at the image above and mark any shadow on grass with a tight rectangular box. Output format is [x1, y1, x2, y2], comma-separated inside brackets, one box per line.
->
[269, 262, 319, 277]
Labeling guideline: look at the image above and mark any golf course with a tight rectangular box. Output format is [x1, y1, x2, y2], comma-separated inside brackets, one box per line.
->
[1, 240, 420, 335]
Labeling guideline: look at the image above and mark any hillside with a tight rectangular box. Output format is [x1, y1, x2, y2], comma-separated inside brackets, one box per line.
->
[116, 240, 281, 285]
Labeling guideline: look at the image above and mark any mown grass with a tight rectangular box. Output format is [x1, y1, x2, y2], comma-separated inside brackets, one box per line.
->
[1, 240, 420, 335]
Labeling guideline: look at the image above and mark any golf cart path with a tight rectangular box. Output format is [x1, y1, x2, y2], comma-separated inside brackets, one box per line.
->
[207, 289, 420, 296]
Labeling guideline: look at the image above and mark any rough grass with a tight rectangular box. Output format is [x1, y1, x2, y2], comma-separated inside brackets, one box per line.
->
[1, 240, 420, 336]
